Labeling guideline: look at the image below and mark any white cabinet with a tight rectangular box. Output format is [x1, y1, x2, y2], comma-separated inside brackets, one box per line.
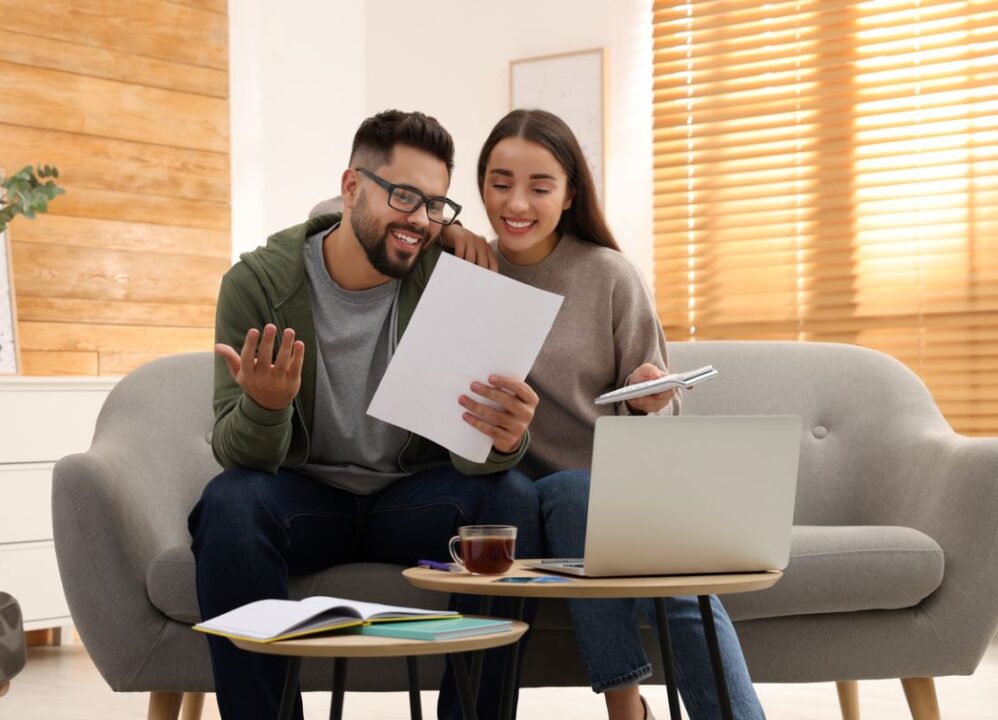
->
[0, 377, 116, 631]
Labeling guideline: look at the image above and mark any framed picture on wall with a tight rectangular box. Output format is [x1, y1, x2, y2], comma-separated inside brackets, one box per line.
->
[0, 229, 19, 374]
[510, 48, 607, 203]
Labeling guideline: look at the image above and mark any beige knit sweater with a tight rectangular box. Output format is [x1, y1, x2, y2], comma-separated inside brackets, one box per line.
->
[495, 235, 680, 479]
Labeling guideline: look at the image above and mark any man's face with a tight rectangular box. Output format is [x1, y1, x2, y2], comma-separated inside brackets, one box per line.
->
[350, 145, 450, 279]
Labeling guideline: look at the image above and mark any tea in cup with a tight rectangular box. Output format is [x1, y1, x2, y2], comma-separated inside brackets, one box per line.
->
[447, 525, 517, 575]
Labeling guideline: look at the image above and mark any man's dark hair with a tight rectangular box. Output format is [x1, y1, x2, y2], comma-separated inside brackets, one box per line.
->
[350, 110, 455, 176]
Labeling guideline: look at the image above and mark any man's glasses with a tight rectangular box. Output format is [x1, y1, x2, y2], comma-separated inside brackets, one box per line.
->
[355, 167, 462, 225]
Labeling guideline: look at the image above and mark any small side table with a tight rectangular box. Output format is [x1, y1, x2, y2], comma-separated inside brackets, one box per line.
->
[404, 560, 781, 720]
[231, 619, 527, 720]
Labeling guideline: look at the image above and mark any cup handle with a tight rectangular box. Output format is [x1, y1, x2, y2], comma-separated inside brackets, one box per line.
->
[448, 535, 465, 568]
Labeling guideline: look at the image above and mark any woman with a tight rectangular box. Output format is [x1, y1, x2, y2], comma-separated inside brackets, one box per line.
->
[457, 109, 766, 720]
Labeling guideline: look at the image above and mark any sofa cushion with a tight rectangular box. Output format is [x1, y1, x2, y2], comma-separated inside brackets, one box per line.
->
[148, 524, 943, 627]
[147, 547, 449, 625]
[722, 525, 944, 621]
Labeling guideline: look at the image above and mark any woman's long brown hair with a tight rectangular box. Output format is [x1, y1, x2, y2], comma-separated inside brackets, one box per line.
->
[477, 109, 620, 251]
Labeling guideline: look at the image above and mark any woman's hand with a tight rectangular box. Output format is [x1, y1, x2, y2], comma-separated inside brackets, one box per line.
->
[624, 363, 677, 415]
[215, 324, 305, 411]
[459, 375, 539, 453]
[439, 223, 499, 272]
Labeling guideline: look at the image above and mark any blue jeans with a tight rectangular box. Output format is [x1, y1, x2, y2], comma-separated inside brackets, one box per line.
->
[535, 470, 765, 720]
[188, 465, 542, 720]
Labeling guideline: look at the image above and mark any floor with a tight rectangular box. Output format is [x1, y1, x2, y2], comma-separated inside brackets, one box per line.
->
[3, 636, 998, 719]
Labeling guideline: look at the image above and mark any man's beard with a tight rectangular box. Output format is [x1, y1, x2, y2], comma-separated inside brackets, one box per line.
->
[351, 190, 430, 279]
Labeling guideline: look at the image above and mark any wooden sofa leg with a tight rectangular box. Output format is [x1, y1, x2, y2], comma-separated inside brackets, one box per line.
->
[901, 677, 941, 720]
[182, 692, 206, 720]
[0, 679, 9, 699]
[836, 680, 860, 720]
[148, 691, 183, 720]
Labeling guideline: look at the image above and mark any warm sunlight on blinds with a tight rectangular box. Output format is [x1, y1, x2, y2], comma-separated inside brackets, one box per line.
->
[652, 0, 998, 435]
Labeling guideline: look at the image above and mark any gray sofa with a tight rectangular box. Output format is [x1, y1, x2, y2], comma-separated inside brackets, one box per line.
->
[52, 341, 998, 719]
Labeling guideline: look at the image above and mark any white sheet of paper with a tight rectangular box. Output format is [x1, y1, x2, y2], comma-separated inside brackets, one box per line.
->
[368, 253, 563, 463]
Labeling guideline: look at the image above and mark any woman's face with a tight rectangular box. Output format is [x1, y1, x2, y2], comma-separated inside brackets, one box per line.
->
[482, 137, 573, 265]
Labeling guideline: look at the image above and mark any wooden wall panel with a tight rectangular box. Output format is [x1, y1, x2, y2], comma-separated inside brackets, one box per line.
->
[12, 215, 228, 259]
[0, 62, 228, 152]
[17, 297, 216, 329]
[19, 322, 215, 354]
[2, 0, 230, 377]
[0, 29, 226, 97]
[176, 0, 227, 13]
[0, 0, 227, 69]
[13, 244, 226, 304]
[19, 351, 98, 376]
[39, 185, 229, 230]
[0, 124, 229, 200]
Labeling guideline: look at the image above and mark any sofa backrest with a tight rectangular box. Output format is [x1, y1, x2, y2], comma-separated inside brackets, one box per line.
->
[91, 341, 951, 538]
[669, 341, 949, 524]
[86, 352, 219, 554]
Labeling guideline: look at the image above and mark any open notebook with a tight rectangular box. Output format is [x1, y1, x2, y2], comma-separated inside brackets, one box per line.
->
[193, 596, 458, 643]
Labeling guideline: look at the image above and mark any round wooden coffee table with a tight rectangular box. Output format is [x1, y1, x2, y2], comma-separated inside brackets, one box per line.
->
[232, 619, 527, 720]
[404, 560, 782, 720]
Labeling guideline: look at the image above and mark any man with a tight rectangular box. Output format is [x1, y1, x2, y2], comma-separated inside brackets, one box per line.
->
[189, 110, 542, 720]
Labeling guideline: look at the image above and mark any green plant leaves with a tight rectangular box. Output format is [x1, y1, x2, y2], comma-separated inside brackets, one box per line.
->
[0, 164, 65, 233]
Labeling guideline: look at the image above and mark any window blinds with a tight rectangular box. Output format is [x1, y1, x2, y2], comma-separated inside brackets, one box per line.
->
[652, 0, 998, 435]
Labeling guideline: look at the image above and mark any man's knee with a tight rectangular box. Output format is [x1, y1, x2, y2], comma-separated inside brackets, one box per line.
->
[458, 469, 541, 531]
[456, 469, 537, 506]
[536, 469, 590, 515]
[490, 469, 540, 506]
[189, 467, 277, 543]
[484, 470, 544, 557]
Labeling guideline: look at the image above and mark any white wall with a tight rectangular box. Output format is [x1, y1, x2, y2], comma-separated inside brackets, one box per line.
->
[229, 0, 654, 283]
[228, 0, 367, 257]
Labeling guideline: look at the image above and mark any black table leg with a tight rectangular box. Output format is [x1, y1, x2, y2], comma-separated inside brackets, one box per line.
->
[406, 656, 423, 720]
[278, 656, 302, 720]
[451, 652, 478, 720]
[653, 597, 683, 720]
[498, 596, 525, 720]
[329, 657, 348, 720]
[470, 595, 493, 697]
[698, 595, 734, 720]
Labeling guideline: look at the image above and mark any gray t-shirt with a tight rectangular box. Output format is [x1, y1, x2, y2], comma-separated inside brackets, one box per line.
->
[300, 228, 410, 494]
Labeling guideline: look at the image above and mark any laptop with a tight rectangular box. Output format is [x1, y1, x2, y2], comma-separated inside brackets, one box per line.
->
[529, 415, 801, 577]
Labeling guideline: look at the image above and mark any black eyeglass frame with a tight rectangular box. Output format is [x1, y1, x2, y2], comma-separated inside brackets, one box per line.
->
[354, 167, 462, 225]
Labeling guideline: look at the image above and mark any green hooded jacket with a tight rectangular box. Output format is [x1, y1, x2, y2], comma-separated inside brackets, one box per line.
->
[211, 213, 528, 477]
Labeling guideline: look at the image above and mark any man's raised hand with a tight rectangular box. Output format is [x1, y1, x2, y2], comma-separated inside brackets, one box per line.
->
[215, 324, 305, 410]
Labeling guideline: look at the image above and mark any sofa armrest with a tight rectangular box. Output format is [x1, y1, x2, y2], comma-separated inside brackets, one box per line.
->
[889, 432, 998, 672]
[52, 450, 176, 690]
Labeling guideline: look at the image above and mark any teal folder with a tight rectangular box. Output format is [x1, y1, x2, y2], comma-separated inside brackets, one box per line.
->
[353, 617, 512, 641]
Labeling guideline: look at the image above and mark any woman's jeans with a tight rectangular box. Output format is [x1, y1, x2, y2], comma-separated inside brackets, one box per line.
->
[188, 465, 542, 720]
[535, 470, 766, 720]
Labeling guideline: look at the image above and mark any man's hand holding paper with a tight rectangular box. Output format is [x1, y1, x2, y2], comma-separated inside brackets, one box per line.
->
[367, 252, 563, 462]
[459, 375, 539, 454]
